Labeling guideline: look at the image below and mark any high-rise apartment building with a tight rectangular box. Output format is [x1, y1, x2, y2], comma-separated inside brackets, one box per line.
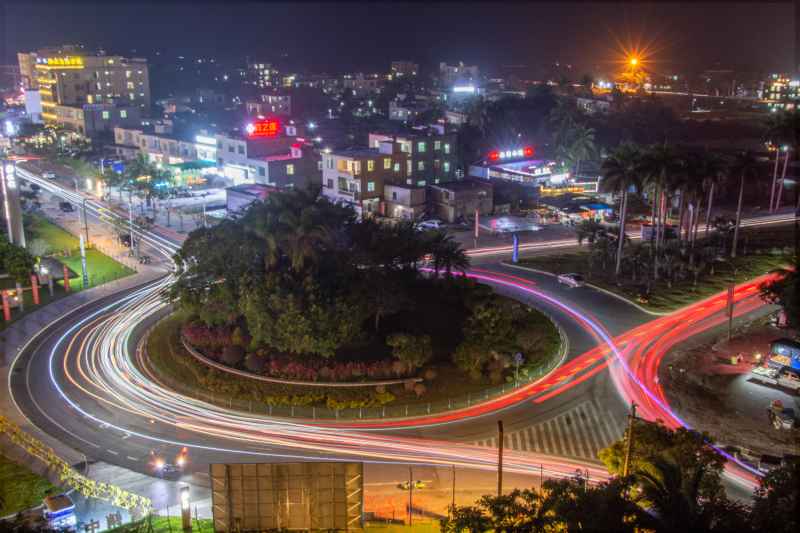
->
[17, 45, 150, 126]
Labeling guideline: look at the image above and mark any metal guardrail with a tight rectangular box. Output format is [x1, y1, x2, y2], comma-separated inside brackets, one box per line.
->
[140, 314, 568, 422]
[181, 336, 422, 388]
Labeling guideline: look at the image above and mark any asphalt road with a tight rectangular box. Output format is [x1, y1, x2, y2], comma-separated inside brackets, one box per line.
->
[6, 166, 792, 509]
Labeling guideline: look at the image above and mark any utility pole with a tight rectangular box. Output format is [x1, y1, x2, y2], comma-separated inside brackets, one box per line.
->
[622, 402, 637, 477]
[82, 198, 90, 245]
[407, 466, 413, 526]
[129, 200, 137, 259]
[497, 420, 504, 496]
[451, 465, 456, 516]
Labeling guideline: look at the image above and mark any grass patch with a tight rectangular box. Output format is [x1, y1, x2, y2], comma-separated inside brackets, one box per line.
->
[0, 454, 58, 517]
[108, 516, 214, 533]
[520, 250, 788, 312]
[25, 214, 135, 288]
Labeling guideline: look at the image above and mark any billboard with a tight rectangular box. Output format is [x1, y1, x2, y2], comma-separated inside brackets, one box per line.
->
[210, 462, 363, 531]
[246, 118, 281, 138]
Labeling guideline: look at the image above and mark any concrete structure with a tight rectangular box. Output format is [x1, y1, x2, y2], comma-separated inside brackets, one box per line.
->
[246, 93, 291, 116]
[341, 73, 384, 95]
[439, 62, 480, 86]
[321, 143, 409, 218]
[429, 179, 493, 223]
[18, 45, 150, 117]
[384, 184, 426, 220]
[390, 61, 418, 78]
[388, 99, 431, 122]
[576, 96, 612, 115]
[368, 126, 457, 187]
[54, 103, 141, 137]
[226, 183, 276, 215]
[246, 60, 278, 88]
[765, 73, 800, 111]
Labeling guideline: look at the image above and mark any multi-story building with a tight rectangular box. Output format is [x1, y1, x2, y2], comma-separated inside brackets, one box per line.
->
[341, 73, 384, 95]
[17, 45, 150, 128]
[54, 102, 141, 137]
[368, 126, 457, 187]
[429, 179, 493, 223]
[321, 141, 411, 217]
[246, 60, 278, 88]
[390, 61, 419, 79]
[388, 99, 431, 122]
[439, 62, 480, 87]
[246, 93, 292, 116]
[765, 73, 800, 111]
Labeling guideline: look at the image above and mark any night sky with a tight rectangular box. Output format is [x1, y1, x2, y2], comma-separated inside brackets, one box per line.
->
[2, 1, 796, 75]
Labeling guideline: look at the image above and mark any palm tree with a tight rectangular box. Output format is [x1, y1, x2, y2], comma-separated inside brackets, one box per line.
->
[567, 124, 596, 178]
[639, 143, 682, 278]
[695, 151, 729, 240]
[602, 143, 642, 276]
[729, 150, 761, 258]
[634, 456, 705, 533]
[765, 110, 799, 211]
[428, 230, 469, 277]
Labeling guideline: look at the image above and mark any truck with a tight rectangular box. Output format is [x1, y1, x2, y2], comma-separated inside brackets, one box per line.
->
[750, 366, 800, 393]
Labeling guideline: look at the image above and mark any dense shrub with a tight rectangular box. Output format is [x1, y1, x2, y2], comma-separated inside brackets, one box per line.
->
[244, 352, 266, 373]
[386, 333, 433, 371]
[221, 345, 245, 367]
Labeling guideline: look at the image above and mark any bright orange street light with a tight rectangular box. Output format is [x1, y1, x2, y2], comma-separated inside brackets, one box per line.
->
[629, 57, 639, 67]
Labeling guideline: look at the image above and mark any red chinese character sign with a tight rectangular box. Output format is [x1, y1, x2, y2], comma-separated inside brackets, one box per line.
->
[246, 118, 281, 138]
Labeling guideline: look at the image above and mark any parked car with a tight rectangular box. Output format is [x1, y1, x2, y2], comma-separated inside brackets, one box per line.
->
[58, 202, 74, 213]
[417, 219, 444, 231]
[42, 171, 56, 179]
[557, 273, 585, 288]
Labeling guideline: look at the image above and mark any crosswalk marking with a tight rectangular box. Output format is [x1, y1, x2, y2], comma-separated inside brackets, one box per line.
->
[469, 401, 624, 462]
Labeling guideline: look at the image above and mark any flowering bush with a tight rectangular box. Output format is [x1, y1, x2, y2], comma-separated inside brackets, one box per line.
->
[182, 322, 234, 353]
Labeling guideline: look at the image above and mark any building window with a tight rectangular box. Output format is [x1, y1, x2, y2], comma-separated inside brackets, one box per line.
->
[393, 163, 400, 172]
[258, 167, 266, 177]
[102, 111, 110, 120]
[417, 180, 426, 186]
[126, 70, 132, 78]
[434, 140, 441, 150]
[406, 160, 412, 174]
[392, 192, 397, 200]
[120, 110, 127, 118]
[237, 145, 244, 154]
[417, 141, 426, 153]
[327, 178, 334, 188]
[287, 164, 295, 175]
[327, 157, 334, 169]
[367, 160, 374, 171]
[417, 161, 425, 171]
[228, 145, 234, 153]
[383, 158, 391, 169]
[353, 161, 361, 175]
[444, 143, 451, 154]
[127, 82, 134, 89]
[367, 181, 375, 192]
[444, 161, 451, 173]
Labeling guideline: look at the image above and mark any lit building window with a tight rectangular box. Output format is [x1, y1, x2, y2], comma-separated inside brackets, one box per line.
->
[367, 181, 375, 192]
[434, 141, 441, 150]
[120, 110, 127, 118]
[383, 158, 391, 169]
[417, 161, 425, 171]
[102, 111, 110, 120]
[287, 164, 295, 175]
[417, 142, 426, 152]
[393, 163, 400, 172]
[406, 160, 412, 174]
[367, 160, 374, 171]
[444, 162, 450, 173]
[444, 143, 451, 154]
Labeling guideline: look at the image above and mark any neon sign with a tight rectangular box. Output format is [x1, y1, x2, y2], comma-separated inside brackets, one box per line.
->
[246, 118, 280, 138]
[36, 56, 84, 67]
[488, 146, 534, 161]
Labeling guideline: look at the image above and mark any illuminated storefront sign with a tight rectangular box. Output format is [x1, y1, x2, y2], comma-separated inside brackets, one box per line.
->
[195, 134, 217, 146]
[453, 85, 476, 94]
[246, 118, 280, 138]
[35, 56, 84, 68]
[488, 146, 534, 161]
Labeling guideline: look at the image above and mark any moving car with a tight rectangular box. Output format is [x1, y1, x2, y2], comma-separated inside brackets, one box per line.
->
[417, 219, 444, 231]
[42, 171, 56, 179]
[557, 273, 585, 288]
